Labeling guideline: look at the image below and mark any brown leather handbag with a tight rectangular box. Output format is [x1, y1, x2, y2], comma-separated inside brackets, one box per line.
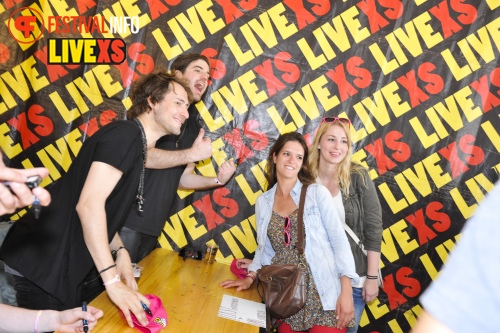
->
[256, 184, 309, 332]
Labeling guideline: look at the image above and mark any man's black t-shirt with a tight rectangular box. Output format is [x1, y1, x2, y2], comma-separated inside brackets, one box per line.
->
[122, 114, 200, 236]
[0, 120, 143, 305]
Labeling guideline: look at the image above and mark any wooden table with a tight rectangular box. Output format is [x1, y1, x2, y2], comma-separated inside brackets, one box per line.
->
[85, 249, 261, 333]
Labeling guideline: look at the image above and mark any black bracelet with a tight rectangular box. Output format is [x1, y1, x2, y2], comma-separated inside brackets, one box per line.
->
[99, 264, 117, 275]
[111, 246, 126, 257]
[366, 275, 378, 279]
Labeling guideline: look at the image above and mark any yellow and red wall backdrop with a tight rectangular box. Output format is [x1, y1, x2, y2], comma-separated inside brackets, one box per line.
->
[2, 1, 500, 332]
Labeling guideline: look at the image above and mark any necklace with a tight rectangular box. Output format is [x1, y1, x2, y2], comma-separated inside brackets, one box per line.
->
[133, 118, 147, 213]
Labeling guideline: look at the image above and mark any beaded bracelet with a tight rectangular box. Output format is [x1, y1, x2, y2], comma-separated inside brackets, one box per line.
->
[111, 246, 126, 257]
[366, 275, 378, 280]
[34, 310, 42, 333]
[103, 274, 121, 286]
[99, 263, 117, 275]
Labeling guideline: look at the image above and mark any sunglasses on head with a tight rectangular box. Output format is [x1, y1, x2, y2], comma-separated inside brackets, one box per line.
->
[284, 216, 291, 247]
[321, 117, 351, 128]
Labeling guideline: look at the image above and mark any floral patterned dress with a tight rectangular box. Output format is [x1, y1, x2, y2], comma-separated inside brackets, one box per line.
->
[267, 209, 354, 331]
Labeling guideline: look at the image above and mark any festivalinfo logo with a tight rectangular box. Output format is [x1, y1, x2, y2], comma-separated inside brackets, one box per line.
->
[7, 6, 139, 64]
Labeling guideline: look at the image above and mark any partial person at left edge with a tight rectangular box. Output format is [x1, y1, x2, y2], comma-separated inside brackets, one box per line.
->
[0, 69, 192, 328]
[0, 151, 52, 307]
[0, 152, 103, 333]
[0, 153, 50, 217]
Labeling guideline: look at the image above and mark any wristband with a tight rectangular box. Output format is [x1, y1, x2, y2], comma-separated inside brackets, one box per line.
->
[246, 273, 255, 282]
[99, 263, 117, 275]
[366, 275, 378, 280]
[111, 246, 126, 257]
[34, 310, 42, 333]
[103, 274, 121, 286]
[214, 178, 222, 185]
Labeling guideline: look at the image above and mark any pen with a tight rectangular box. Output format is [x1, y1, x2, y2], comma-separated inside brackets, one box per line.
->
[32, 196, 41, 219]
[82, 301, 88, 333]
[141, 301, 152, 316]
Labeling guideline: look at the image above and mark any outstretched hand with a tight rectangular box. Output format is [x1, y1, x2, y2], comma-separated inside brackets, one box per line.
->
[216, 159, 237, 184]
[220, 278, 253, 292]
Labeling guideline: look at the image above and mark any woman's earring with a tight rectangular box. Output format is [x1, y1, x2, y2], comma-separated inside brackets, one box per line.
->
[318, 146, 321, 149]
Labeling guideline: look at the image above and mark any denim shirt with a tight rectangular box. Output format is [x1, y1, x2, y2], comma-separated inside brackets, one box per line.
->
[248, 180, 359, 310]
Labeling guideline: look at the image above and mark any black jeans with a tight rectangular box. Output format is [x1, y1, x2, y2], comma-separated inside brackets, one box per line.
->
[14, 276, 65, 310]
[14, 269, 104, 310]
[119, 226, 159, 263]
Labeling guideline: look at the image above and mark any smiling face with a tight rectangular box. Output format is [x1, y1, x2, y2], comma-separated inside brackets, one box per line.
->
[273, 140, 305, 181]
[318, 123, 348, 166]
[150, 81, 190, 135]
[179, 59, 210, 102]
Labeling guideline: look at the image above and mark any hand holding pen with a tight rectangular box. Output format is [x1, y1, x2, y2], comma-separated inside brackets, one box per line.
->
[0, 154, 50, 216]
[103, 280, 151, 327]
[2, 176, 45, 218]
[82, 301, 89, 333]
[48, 304, 103, 333]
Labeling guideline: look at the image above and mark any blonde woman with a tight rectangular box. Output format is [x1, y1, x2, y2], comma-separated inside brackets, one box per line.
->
[309, 117, 383, 333]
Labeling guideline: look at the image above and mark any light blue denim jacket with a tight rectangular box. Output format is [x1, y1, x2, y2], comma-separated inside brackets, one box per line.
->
[248, 180, 359, 310]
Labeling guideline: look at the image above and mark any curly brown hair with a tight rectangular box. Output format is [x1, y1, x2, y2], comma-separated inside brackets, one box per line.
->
[127, 68, 193, 120]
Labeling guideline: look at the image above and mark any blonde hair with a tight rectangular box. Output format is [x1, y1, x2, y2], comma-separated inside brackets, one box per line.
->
[309, 120, 366, 196]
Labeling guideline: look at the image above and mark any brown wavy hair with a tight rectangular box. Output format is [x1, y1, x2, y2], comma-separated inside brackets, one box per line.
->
[266, 132, 315, 188]
[127, 68, 193, 120]
[170, 53, 210, 74]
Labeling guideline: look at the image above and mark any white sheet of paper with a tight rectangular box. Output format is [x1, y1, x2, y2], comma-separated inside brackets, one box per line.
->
[218, 294, 266, 328]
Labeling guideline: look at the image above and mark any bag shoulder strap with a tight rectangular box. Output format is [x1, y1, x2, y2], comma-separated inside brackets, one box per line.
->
[296, 184, 308, 255]
[343, 222, 367, 256]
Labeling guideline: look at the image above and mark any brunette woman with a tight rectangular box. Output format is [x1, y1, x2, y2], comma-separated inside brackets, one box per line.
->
[221, 132, 358, 333]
